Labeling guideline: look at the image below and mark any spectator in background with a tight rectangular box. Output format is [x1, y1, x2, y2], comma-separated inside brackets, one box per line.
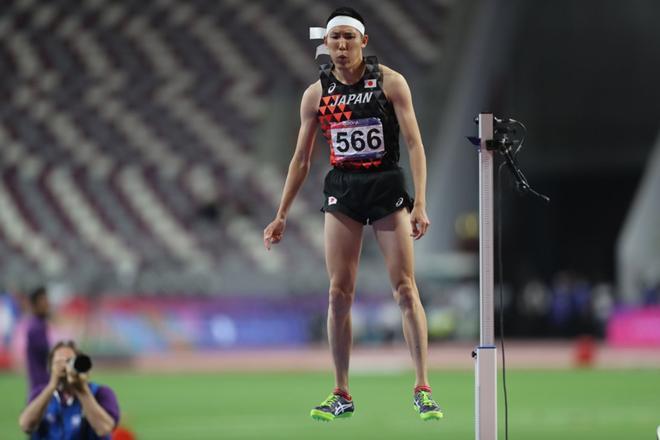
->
[549, 271, 596, 337]
[26, 286, 50, 396]
[549, 273, 574, 336]
[19, 340, 120, 439]
[572, 275, 593, 334]
[518, 279, 550, 337]
[591, 283, 614, 337]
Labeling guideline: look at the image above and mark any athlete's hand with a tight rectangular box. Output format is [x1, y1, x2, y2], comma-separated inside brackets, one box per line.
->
[410, 205, 430, 240]
[263, 217, 286, 250]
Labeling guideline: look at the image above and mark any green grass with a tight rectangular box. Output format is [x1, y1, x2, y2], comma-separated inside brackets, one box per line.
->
[2, 369, 658, 439]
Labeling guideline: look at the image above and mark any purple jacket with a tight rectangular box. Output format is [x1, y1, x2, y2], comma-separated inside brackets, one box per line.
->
[26, 316, 49, 395]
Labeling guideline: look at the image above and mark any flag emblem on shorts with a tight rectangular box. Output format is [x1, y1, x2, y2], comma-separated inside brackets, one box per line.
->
[364, 79, 377, 88]
[328, 196, 337, 206]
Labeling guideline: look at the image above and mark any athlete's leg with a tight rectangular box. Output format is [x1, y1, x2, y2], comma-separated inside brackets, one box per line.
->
[325, 211, 364, 394]
[372, 209, 429, 388]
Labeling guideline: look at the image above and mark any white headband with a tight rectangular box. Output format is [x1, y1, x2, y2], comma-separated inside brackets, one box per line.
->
[309, 15, 366, 58]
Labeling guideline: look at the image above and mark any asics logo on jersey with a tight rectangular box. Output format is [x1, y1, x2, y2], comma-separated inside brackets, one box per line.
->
[396, 197, 404, 207]
[328, 92, 374, 106]
[328, 82, 336, 93]
[328, 196, 337, 205]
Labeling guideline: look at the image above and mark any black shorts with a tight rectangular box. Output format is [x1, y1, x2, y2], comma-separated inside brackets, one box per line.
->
[321, 166, 414, 225]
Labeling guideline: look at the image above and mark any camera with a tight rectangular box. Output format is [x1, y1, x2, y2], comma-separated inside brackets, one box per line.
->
[68, 354, 93, 374]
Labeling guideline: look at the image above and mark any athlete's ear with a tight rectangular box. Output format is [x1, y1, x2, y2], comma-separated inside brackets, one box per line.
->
[361, 34, 368, 48]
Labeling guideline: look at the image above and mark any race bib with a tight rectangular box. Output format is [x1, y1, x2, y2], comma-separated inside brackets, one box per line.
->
[330, 117, 385, 163]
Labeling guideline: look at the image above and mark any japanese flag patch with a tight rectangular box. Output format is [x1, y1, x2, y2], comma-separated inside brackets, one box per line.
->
[364, 79, 377, 88]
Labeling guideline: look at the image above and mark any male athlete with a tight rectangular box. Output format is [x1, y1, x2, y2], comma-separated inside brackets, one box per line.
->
[263, 7, 443, 422]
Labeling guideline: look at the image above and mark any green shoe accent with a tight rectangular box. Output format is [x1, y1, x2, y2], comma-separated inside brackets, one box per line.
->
[310, 408, 334, 422]
[419, 409, 444, 421]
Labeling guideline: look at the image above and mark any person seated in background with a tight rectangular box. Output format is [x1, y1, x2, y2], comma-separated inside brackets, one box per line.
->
[19, 340, 120, 439]
[26, 286, 51, 396]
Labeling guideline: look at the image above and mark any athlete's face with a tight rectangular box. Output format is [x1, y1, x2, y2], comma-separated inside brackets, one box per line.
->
[325, 25, 368, 67]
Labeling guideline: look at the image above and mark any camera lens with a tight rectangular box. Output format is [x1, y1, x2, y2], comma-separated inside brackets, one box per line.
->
[72, 354, 92, 373]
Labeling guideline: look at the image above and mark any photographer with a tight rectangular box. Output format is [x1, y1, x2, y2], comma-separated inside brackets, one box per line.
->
[19, 340, 120, 439]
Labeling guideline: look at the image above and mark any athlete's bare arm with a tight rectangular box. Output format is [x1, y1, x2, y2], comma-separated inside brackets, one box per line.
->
[381, 65, 430, 239]
[263, 81, 322, 250]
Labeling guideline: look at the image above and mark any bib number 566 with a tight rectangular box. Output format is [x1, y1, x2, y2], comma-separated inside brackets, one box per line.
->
[335, 128, 383, 153]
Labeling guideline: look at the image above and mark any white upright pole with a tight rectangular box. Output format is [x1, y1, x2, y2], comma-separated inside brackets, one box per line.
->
[475, 113, 497, 440]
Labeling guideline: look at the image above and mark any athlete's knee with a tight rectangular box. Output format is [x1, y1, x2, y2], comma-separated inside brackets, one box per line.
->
[392, 277, 419, 310]
[329, 283, 355, 312]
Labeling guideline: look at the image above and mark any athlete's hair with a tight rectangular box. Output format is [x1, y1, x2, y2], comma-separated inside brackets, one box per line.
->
[326, 7, 365, 27]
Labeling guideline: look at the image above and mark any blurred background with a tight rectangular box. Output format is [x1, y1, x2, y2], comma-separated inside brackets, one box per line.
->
[0, 0, 659, 439]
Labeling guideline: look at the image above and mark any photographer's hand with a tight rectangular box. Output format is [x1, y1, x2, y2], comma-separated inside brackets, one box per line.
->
[49, 358, 66, 389]
[18, 363, 62, 433]
[67, 365, 89, 395]
[73, 371, 116, 437]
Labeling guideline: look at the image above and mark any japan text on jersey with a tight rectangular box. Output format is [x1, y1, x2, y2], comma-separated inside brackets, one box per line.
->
[317, 56, 400, 170]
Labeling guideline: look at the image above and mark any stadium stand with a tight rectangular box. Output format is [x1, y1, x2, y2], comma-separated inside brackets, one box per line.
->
[0, 0, 454, 293]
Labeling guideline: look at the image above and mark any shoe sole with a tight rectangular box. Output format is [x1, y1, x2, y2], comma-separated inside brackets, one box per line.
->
[414, 406, 444, 421]
[420, 411, 443, 421]
[310, 409, 354, 422]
